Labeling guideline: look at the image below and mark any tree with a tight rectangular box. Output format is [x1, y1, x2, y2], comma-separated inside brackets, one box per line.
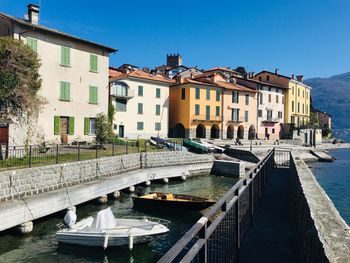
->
[0, 37, 43, 119]
[235, 66, 246, 74]
[95, 113, 113, 143]
[108, 102, 115, 125]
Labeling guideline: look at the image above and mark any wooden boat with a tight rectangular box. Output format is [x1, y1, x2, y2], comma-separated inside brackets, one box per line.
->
[56, 207, 169, 249]
[183, 139, 208, 154]
[132, 192, 216, 211]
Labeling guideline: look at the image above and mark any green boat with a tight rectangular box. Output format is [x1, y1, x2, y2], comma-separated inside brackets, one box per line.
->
[183, 139, 208, 154]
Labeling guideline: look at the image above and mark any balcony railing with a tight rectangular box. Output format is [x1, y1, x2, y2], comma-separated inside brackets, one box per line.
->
[262, 117, 282, 123]
[228, 117, 244, 123]
[110, 88, 135, 99]
[192, 115, 222, 122]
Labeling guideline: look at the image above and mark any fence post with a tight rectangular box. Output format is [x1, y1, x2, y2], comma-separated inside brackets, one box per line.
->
[138, 139, 140, 153]
[198, 224, 208, 263]
[144, 140, 147, 153]
[235, 188, 240, 255]
[126, 139, 128, 154]
[56, 144, 59, 164]
[29, 145, 32, 168]
[78, 142, 80, 161]
[112, 141, 115, 156]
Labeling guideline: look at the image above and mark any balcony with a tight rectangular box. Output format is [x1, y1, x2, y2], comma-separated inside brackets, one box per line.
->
[262, 117, 282, 123]
[110, 88, 135, 99]
[227, 117, 244, 124]
[192, 115, 222, 122]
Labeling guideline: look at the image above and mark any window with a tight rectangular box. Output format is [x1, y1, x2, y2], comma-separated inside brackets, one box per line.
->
[298, 102, 300, 113]
[306, 91, 309, 99]
[205, 105, 210, 121]
[90, 54, 98, 72]
[245, 94, 249, 105]
[216, 90, 220, 102]
[291, 116, 295, 124]
[244, 111, 249, 122]
[54, 116, 74, 135]
[138, 103, 143, 114]
[206, 88, 210, 100]
[292, 86, 294, 95]
[113, 82, 128, 96]
[61, 46, 70, 66]
[84, 118, 96, 135]
[276, 95, 279, 103]
[278, 111, 282, 119]
[306, 105, 309, 114]
[181, 88, 186, 99]
[282, 96, 284, 104]
[292, 101, 294, 112]
[259, 76, 262, 82]
[27, 37, 37, 52]
[259, 93, 263, 105]
[137, 122, 144, 130]
[138, 86, 143, 96]
[267, 110, 273, 120]
[258, 110, 262, 117]
[156, 88, 161, 98]
[272, 128, 275, 134]
[155, 122, 161, 131]
[60, 81, 70, 101]
[268, 94, 271, 103]
[216, 106, 220, 117]
[266, 75, 270, 81]
[232, 109, 239, 122]
[156, 104, 161, 116]
[302, 104, 305, 114]
[232, 91, 239, 103]
[89, 86, 98, 104]
[298, 88, 300, 97]
[195, 104, 200, 115]
[195, 87, 200, 99]
[116, 98, 126, 112]
[303, 90, 305, 98]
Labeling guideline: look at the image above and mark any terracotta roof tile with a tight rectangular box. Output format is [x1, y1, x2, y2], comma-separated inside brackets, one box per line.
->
[109, 68, 175, 84]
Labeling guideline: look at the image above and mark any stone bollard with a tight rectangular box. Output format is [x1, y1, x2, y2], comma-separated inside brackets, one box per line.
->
[15, 221, 33, 235]
[162, 178, 169, 184]
[128, 185, 135, 193]
[144, 180, 151, 186]
[97, 195, 108, 204]
[112, 191, 121, 200]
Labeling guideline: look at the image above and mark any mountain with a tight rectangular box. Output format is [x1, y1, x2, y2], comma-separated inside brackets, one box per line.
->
[305, 72, 350, 129]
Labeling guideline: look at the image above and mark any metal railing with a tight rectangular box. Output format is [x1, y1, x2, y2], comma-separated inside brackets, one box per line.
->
[158, 148, 288, 263]
[0, 139, 176, 171]
[192, 115, 222, 122]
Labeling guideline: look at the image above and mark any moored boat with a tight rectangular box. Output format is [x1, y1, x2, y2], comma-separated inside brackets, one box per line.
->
[132, 192, 216, 211]
[183, 139, 208, 154]
[56, 207, 169, 249]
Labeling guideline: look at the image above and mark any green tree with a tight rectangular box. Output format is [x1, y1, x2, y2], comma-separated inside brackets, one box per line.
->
[108, 102, 115, 124]
[0, 37, 43, 119]
[95, 113, 113, 143]
[235, 66, 246, 74]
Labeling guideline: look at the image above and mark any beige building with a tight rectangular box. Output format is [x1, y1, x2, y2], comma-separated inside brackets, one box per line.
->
[109, 66, 174, 139]
[0, 4, 116, 145]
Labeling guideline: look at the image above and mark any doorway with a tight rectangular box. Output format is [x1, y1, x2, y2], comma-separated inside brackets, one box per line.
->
[119, 125, 125, 138]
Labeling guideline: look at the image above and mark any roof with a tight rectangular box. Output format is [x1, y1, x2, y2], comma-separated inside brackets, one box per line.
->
[109, 68, 175, 84]
[204, 67, 240, 75]
[312, 108, 332, 118]
[0, 13, 117, 52]
[255, 70, 291, 80]
[237, 76, 287, 89]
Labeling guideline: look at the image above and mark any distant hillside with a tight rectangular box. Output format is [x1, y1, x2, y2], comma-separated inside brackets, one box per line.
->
[305, 72, 350, 129]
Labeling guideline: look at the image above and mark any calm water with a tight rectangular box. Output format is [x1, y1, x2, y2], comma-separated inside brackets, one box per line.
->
[311, 134, 350, 225]
[0, 175, 237, 263]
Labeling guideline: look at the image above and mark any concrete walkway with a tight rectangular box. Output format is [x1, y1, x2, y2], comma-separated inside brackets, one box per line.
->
[239, 168, 299, 263]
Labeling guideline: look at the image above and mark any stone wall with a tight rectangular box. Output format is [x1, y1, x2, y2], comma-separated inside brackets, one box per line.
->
[291, 153, 350, 263]
[0, 152, 213, 202]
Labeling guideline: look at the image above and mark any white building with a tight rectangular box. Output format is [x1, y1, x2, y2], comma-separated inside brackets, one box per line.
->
[0, 4, 116, 145]
[109, 66, 174, 139]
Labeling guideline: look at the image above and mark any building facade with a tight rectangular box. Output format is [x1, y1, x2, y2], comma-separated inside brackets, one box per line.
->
[109, 67, 173, 139]
[0, 4, 116, 145]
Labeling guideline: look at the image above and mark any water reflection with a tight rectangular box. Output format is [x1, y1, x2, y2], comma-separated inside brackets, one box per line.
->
[0, 175, 236, 263]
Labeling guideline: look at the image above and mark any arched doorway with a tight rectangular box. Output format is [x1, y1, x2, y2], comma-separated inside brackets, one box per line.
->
[237, 125, 244, 139]
[173, 123, 185, 138]
[210, 124, 220, 139]
[196, 124, 206, 138]
[248, 125, 256, 140]
[227, 125, 234, 139]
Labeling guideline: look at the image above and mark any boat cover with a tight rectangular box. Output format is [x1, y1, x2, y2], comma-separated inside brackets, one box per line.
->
[90, 207, 116, 231]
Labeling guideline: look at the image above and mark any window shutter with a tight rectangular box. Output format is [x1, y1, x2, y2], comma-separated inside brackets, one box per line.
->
[60, 82, 65, 100]
[84, 118, 90, 135]
[89, 86, 98, 104]
[54, 116, 60, 135]
[69, 117, 75, 135]
[65, 83, 70, 101]
[90, 54, 98, 71]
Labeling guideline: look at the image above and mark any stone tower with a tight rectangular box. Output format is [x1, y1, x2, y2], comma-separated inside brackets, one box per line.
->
[167, 54, 182, 67]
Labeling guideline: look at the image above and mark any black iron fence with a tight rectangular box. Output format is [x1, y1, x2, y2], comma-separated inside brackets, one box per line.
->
[0, 139, 179, 170]
[158, 148, 291, 263]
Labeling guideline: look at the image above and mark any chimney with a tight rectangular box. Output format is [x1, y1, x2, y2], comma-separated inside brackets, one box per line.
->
[27, 4, 39, 25]
[291, 74, 295, 79]
[275, 68, 279, 74]
[296, 75, 304, 82]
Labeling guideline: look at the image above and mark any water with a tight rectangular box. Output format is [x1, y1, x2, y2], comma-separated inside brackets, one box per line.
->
[311, 133, 350, 225]
[0, 175, 237, 263]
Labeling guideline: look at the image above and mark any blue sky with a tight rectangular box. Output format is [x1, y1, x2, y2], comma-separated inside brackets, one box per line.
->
[1, 0, 350, 78]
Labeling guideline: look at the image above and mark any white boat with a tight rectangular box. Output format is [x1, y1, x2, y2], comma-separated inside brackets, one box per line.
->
[199, 140, 225, 153]
[56, 207, 169, 249]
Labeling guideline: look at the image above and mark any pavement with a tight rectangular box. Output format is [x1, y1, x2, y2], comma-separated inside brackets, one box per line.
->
[239, 167, 299, 263]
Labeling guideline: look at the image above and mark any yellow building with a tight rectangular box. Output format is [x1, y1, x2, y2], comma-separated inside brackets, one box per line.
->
[169, 72, 257, 139]
[254, 70, 311, 128]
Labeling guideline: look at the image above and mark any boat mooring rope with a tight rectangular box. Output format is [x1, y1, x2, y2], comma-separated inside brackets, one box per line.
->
[60, 168, 73, 208]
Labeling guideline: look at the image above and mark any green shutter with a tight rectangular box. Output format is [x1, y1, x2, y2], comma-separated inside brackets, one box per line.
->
[90, 54, 98, 72]
[69, 117, 75, 135]
[89, 86, 98, 104]
[27, 38, 37, 52]
[84, 118, 90, 135]
[61, 47, 70, 66]
[54, 116, 60, 135]
[60, 82, 70, 101]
